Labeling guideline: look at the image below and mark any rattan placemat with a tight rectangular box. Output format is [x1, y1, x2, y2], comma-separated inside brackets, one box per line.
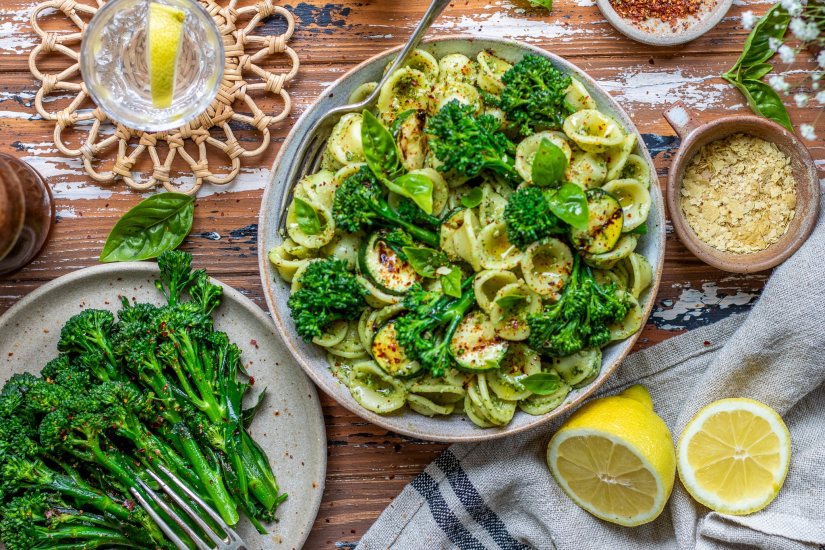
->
[28, 0, 299, 195]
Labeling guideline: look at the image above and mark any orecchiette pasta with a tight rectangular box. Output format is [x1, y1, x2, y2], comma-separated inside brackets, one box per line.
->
[271, 48, 655, 429]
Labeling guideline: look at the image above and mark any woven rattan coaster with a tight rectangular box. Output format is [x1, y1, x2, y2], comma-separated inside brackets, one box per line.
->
[28, 0, 299, 195]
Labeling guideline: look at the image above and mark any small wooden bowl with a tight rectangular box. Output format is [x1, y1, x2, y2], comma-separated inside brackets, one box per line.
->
[663, 102, 820, 273]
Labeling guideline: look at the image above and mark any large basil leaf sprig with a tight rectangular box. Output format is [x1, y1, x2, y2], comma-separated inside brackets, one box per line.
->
[361, 109, 434, 214]
[100, 192, 195, 262]
[722, 4, 793, 131]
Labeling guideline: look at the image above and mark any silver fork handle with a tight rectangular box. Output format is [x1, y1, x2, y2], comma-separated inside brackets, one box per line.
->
[327, 0, 452, 117]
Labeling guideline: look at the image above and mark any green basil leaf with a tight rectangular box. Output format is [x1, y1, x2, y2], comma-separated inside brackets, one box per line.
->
[402, 246, 449, 278]
[741, 62, 773, 81]
[362, 109, 403, 179]
[528, 0, 552, 11]
[496, 294, 526, 310]
[546, 183, 589, 230]
[729, 4, 790, 74]
[293, 197, 322, 235]
[739, 79, 793, 131]
[441, 266, 462, 298]
[627, 223, 648, 235]
[393, 172, 434, 214]
[100, 192, 195, 263]
[390, 109, 418, 138]
[531, 139, 568, 188]
[461, 187, 484, 209]
[522, 372, 562, 395]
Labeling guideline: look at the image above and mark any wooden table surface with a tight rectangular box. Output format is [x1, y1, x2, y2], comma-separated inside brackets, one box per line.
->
[1, 0, 823, 547]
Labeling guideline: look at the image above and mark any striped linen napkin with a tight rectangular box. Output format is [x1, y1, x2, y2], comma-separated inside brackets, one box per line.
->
[357, 186, 825, 550]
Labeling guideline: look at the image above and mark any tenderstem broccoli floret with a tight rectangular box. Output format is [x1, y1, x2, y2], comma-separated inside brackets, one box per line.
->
[0, 491, 156, 550]
[394, 279, 476, 377]
[527, 255, 630, 357]
[503, 186, 566, 249]
[332, 166, 440, 247]
[496, 54, 573, 136]
[287, 258, 368, 342]
[426, 100, 520, 185]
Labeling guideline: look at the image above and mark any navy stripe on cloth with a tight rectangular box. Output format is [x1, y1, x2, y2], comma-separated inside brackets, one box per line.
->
[436, 450, 532, 550]
[411, 471, 487, 550]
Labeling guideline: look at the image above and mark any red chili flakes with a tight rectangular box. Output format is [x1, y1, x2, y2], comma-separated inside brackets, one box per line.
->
[250, 339, 259, 349]
[611, 0, 710, 26]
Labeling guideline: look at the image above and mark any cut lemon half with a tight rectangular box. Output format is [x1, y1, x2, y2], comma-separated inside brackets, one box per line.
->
[148, 2, 185, 108]
[547, 385, 676, 526]
[677, 398, 791, 515]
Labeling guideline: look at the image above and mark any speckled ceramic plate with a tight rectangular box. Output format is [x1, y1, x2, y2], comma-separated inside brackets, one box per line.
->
[258, 36, 666, 443]
[596, 0, 733, 46]
[0, 263, 326, 550]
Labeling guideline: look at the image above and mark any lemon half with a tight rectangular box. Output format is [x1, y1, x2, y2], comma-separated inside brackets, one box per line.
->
[547, 385, 676, 526]
[148, 2, 185, 108]
[677, 398, 791, 516]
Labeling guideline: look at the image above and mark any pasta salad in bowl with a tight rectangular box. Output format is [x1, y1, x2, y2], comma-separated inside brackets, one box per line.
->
[258, 38, 665, 442]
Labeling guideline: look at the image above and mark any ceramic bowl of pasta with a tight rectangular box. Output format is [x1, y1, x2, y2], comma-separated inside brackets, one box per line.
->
[258, 37, 665, 442]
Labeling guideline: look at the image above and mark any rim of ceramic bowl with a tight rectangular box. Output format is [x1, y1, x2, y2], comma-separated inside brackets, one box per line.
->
[596, 0, 733, 46]
[665, 114, 820, 273]
[258, 35, 666, 442]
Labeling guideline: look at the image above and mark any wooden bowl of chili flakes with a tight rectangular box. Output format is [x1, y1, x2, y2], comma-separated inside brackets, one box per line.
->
[662, 102, 820, 274]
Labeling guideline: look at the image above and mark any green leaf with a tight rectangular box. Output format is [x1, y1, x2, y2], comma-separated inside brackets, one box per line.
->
[739, 79, 793, 131]
[627, 223, 648, 235]
[460, 187, 484, 209]
[402, 246, 449, 278]
[522, 372, 562, 395]
[741, 62, 773, 81]
[546, 183, 588, 230]
[390, 109, 418, 138]
[531, 139, 568, 188]
[293, 197, 322, 235]
[440, 266, 462, 298]
[100, 193, 195, 263]
[392, 172, 434, 214]
[528, 0, 552, 11]
[362, 109, 403, 179]
[496, 294, 526, 310]
[730, 4, 790, 73]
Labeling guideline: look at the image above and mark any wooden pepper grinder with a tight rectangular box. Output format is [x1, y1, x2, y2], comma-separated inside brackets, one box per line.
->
[0, 153, 54, 275]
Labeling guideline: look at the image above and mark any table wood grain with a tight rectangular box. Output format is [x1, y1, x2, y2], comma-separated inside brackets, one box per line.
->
[0, 0, 822, 547]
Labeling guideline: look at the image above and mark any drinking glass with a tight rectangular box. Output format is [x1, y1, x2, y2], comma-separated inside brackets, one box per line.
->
[79, 0, 224, 132]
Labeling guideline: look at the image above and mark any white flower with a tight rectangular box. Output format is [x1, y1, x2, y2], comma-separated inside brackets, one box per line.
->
[769, 75, 791, 93]
[818, 50, 825, 69]
[789, 18, 820, 42]
[794, 93, 809, 107]
[800, 124, 816, 141]
[742, 10, 757, 30]
[816, 90, 825, 105]
[778, 45, 796, 64]
[768, 37, 784, 52]
[781, 0, 804, 17]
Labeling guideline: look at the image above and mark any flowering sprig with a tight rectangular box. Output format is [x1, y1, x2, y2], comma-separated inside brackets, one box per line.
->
[728, 1, 824, 140]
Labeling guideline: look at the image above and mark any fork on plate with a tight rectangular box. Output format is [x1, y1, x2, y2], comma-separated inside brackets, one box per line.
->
[130, 464, 247, 550]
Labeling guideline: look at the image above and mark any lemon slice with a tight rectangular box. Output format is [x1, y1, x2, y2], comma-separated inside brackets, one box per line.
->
[148, 2, 185, 108]
[677, 398, 791, 515]
[546, 385, 675, 526]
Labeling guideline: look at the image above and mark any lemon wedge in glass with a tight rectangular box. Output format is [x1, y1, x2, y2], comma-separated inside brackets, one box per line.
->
[677, 398, 791, 515]
[148, 2, 185, 108]
[546, 385, 676, 526]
